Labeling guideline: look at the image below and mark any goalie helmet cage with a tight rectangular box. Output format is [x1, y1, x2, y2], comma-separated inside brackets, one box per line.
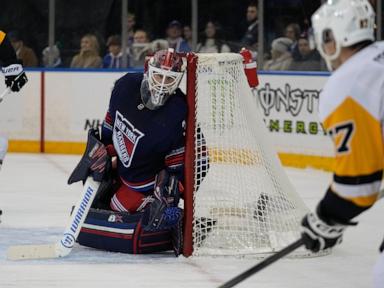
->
[183, 52, 319, 257]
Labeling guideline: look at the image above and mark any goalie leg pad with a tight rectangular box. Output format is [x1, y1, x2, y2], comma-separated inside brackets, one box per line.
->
[77, 208, 173, 254]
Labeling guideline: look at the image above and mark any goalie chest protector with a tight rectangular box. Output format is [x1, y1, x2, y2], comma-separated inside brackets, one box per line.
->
[77, 208, 173, 254]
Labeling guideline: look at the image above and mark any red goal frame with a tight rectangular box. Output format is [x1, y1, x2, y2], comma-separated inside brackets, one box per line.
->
[183, 53, 198, 257]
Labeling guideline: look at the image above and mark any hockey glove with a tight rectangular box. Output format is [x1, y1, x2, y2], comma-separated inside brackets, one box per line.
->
[2, 64, 28, 92]
[301, 204, 353, 252]
[68, 128, 111, 184]
[143, 169, 182, 231]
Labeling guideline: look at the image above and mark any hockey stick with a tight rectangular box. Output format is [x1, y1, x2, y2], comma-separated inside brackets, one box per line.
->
[217, 238, 304, 288]
[7, 177, 100, 260]
[217, 187, 384, 288]
[0, 87, 11, 103]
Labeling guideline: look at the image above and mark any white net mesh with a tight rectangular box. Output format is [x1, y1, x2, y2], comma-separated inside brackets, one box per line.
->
[191, 53, 311, 256]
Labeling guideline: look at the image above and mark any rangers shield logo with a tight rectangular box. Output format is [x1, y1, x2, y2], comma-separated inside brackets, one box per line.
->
[113, 111, 145, 168]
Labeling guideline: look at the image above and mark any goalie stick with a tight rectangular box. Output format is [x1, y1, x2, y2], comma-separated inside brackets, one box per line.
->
[0, 87, 11, 103]
[7, 177, 100, 260]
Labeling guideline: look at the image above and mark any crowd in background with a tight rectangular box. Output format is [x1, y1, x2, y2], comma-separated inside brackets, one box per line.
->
[5, 2, 329, 71]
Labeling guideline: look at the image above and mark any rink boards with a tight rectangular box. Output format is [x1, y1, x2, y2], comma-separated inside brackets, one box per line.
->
[0, 69, 334, 170]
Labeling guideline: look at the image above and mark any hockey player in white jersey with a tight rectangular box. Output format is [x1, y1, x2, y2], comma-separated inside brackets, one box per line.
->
[300, 1, 384, 286]
[0, 30, 28, 221]
[0, 30, 28, 171]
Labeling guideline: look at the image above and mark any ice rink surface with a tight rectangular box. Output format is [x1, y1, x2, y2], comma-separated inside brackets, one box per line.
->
[0, 153, 383, 288]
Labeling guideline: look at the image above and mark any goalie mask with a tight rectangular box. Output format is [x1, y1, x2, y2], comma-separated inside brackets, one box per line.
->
[311, 0, 375, 70]
[141, 48, 185, 110]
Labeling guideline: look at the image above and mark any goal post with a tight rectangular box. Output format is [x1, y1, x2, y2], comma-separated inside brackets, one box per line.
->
[184, 53, 198, 257]
[183, 52, 314, 257]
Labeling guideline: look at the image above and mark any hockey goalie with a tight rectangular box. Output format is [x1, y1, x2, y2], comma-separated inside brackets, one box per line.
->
[69, 48, 189, 256]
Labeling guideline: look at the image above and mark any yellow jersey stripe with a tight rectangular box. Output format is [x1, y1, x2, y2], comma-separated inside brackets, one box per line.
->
[323, 97, 384, 176]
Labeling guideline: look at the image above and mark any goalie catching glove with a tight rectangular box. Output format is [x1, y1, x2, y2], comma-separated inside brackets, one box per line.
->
[301, 203, 356, 252]
[2, 63, 28, 92]
[68, 128, 112, 184]
[142, 169, 183, 232]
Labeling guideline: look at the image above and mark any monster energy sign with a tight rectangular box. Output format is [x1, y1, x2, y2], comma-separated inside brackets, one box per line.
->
[254, 82, 327, 136]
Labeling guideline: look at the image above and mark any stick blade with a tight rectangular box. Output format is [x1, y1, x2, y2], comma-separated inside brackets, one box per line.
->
[7, 243, 59, 260]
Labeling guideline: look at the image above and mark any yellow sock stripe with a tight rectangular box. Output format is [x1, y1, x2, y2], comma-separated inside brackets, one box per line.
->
[337, 192, 379, 207]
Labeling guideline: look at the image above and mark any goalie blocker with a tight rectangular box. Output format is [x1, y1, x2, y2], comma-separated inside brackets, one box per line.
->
[73, 128, 183, 256]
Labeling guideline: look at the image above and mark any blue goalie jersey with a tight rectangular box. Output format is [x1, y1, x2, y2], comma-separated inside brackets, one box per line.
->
[101, 73, 186, 193]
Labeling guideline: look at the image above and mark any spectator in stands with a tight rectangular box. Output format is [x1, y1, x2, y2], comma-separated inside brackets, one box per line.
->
[125, 13, 137, 47]
[70, 34, 102, 68]
[196, 21, 230, 53]
[166, 20, 191, 52]
[103, 35, 128, 68]
[288, 33, 323, 71]
[183, 25, 193, 50]
[41, 44, 63, 68]
[263, 37, 293, 71]
[284, 23, 301, 54]
[150, 39, 169, 53]
[129, 29, 151, 67]
[240, 2, 258, 51]
[8, 31, 38, 67]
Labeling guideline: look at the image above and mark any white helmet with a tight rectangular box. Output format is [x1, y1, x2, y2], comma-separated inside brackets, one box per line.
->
[311, 0, 375, 65]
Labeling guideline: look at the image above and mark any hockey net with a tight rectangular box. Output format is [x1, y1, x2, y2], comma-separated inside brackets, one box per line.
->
[183, 53, 314, 257]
